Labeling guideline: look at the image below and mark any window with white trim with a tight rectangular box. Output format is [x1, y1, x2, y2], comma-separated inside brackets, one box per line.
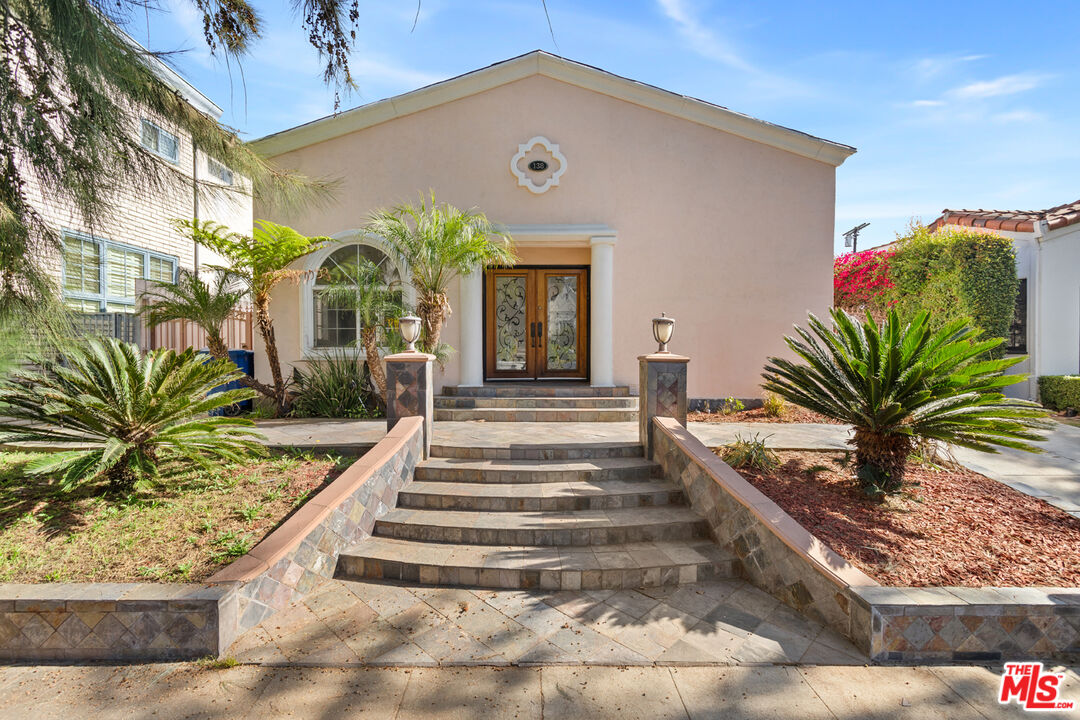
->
[312, 243, 401, 348]
[207, 156, 234, 185]
[140, 119, 179, 163]
[62, 231, 178, 313]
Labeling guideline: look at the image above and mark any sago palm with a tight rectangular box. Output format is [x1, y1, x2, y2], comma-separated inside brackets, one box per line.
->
[319, 257, 406, 404]
[761, 309, 1048, 499]
[140, 268, 246, 361]
[177, 219, 329, 416]
[367, 193, 515, 351]
[0, 338, 263, 493]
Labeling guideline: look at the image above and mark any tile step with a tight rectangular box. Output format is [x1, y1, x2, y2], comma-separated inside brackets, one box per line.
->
[398, 479, 685, 512]
[434, 396, 638, 409]
[430, 442, 644, 460]
[434, 408, 638, 422]
[441, 385, 632, 398]
[415, 457, 660, 483]
[374, 506, 709, 546]
[336, 537, 738, 590]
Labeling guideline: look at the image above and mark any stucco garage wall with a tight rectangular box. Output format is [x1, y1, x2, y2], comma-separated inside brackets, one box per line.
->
[256, 73, 838, 399]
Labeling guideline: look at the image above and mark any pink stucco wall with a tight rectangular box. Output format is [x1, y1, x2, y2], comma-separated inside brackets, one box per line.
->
[255, 73, 839, 399]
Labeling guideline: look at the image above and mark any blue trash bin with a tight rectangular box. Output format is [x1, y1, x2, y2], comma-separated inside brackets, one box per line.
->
[208, 349, 255, 416]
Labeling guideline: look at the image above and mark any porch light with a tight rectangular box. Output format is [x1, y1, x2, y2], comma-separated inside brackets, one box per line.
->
[399, 315, 422, 352]
[652, 313, 675, 353]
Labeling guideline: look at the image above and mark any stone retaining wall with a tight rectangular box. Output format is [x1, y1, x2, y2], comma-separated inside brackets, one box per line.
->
[651, 417, 877, 641]
[651, 416, 1080, 663]
[0, 417, 423, 662]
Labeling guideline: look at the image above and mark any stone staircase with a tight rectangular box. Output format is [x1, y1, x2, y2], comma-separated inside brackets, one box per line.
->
[336, 440, 736, 590]
[434, 384, 638, 422]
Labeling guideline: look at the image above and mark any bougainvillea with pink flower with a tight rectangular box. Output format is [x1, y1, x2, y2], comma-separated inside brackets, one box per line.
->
[833, 248, 895, 316]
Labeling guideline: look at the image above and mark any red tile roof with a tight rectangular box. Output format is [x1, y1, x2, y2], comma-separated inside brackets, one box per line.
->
[930, 199, 1080, 233]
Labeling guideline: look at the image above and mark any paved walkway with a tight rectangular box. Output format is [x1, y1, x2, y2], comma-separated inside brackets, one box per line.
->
[256, 419, 852, 451]
[226, 578, 865, 667]
[257, 419, 1078, 518]
[1, 662, 1076, 718]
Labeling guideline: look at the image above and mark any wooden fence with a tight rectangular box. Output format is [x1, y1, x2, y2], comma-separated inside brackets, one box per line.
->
[143, 311, 254, 352]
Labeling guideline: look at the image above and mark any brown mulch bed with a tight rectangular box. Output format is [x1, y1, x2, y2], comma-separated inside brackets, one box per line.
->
[0, 451, 352, 584]
[728, 450, 1080, 587]
[689, 406, 844, 424]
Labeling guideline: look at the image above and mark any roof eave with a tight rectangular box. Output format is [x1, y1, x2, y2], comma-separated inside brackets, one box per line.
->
[251, 51, 855, 167]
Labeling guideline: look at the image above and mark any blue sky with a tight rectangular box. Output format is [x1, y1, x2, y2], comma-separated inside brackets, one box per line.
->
[133, 0, 1080, 252]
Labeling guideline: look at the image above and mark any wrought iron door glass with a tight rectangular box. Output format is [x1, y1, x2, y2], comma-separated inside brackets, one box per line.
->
[546, 275, 578, 370]
[494, 275, 528, 370]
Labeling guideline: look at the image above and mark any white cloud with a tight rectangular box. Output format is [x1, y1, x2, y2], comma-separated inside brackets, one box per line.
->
[911, 99, 945, 107]
[992, 109, 1042, 124]
[655, 0, 755, 73]
[948, 73, 1049, 100]
[912, 54, 987, 80]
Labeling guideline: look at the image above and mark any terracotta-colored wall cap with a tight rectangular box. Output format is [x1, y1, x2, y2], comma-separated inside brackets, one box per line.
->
[207, 415, 424, 584]
[384, 352, 436, 363]
[654, 416, 878, 589]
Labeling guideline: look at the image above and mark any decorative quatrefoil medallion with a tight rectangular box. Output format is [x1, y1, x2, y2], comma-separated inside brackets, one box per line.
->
[510, 136, 567, 194]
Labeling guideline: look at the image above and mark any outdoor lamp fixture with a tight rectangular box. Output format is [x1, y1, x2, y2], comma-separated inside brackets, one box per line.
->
[398, 315, 422, 352]
[652, 312, 675, 353]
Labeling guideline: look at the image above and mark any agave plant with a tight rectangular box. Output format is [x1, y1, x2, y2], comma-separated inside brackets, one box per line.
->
[0, 338, 263, 492]
[761, 309, 1048, 499]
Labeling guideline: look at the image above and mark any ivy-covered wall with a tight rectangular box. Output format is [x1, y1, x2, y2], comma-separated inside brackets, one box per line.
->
[834, 224, 1019, 356]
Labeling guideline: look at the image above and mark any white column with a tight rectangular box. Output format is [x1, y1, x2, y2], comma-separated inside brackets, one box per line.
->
[590, 235, 616, 387]
[459, 268, 484, 386]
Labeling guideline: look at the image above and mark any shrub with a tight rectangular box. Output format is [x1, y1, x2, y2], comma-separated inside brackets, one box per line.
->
[886, 224, 1018, 357]
[719, 397, 745, 415]
[833, 248, 895, 317]
[762, 309, 1049, 501]
[0, 338, 262, 492]
[1039, 376, 1080, 411]
[291, 351, 380, 419]
[720, 433, 779, 471]
[761, 393, 787, 418]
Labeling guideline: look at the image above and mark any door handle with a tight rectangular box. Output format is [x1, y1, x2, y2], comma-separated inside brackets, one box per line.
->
[530, 322, 536, 348]
[537, 322, 542, 344]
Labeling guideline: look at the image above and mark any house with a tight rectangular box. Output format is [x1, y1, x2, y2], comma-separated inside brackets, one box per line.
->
[25, 29, 251, 322]
[929, 200, 1080, 401]
[252, 51, 855, 404]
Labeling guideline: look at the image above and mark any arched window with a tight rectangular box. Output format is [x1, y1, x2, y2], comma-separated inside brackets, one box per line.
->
[312, 243, 402, 348]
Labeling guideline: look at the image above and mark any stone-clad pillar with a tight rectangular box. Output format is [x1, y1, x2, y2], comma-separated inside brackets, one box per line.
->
[638, 353, 689, 459]
[385, 352, 435, 458]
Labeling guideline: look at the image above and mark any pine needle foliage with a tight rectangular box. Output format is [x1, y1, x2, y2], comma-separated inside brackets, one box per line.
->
[762, 308, 1049, 500]
[0, 338, 263, 493]
[0, 0, 342, 315]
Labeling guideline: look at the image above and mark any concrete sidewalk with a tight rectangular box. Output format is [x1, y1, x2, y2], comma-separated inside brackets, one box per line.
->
[1, 662, 1076, 719]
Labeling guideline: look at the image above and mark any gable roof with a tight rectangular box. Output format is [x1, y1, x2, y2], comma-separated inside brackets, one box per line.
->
[252, 51, 856, 166]
[930, 198, 1080, 233]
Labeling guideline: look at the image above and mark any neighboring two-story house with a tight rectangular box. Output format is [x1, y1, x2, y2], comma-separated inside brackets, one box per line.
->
[25, 30, 251, 320]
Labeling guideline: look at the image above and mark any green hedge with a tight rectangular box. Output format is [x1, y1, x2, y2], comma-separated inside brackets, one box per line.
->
[1038, 376, 1080, 411]
[886, 224, 1018, 357]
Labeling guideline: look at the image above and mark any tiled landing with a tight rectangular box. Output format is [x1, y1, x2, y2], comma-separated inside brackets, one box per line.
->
[228, 578, 867, 666]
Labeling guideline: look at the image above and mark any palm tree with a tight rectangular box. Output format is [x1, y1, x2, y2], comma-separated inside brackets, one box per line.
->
[177, 219, 329, 416]
[319, 257, 406, 404]
[367, 194, 515, 351]
[761, 308, 1049, 500]
[0, 338, 261, 493]
[140, 269, 246, 361]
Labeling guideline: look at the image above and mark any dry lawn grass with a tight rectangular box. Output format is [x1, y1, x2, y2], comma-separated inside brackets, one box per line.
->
[0, 450, 352, 583]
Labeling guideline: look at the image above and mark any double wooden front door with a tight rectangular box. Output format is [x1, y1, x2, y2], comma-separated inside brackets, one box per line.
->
[485, 267, 588, 380]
